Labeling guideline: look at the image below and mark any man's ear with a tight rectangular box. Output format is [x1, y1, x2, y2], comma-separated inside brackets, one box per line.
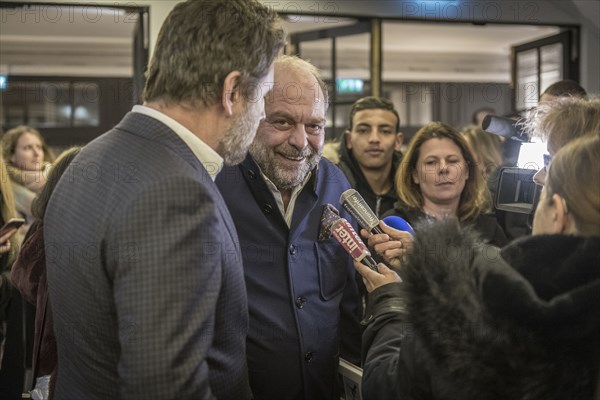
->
[395, 132, 404, 152]
[222, 71, 242, 117]
[344, 130, 353, 150]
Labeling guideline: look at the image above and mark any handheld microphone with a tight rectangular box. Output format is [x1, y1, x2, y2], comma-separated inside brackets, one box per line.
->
[339, 189, 384, 234]
[482, 115, 528, 142]
[382, 216, 415, 235]
[319, 204, 341, 241]
[330, 218, 378, 271]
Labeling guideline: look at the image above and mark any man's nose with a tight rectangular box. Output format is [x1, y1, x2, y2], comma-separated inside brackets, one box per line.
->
[368, 130, 380, 143]
[288, 125, 308, 149]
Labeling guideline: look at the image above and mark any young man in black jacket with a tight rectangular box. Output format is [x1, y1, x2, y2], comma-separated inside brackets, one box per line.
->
[337, 97, 404, 217]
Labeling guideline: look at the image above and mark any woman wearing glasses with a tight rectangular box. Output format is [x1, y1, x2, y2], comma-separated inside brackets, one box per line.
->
[355, 134, 600, 400]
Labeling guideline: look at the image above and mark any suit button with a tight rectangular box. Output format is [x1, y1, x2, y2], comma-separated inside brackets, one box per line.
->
[263, 204, 273, 214]
[304, 352, 313, 363]
[248, 170, 256, 180]
[289, 245, 297, 255]
[295, 297, 306, 309]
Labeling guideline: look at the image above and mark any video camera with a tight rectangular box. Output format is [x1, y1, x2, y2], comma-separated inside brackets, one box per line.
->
[482, 115, 542, 216]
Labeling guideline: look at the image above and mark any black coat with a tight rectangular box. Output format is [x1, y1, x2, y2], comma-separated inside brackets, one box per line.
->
[383, 203, 509, 247]
[362, 220, 600, 400]
[336, 141, 401, 218]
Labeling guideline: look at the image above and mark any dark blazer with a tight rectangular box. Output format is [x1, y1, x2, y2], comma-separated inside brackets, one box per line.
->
[45, 112, 251, 400]
[217, 156, 362, 400]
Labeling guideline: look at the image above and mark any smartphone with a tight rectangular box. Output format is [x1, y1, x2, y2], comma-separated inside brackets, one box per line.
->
[0, 218, 26, 237]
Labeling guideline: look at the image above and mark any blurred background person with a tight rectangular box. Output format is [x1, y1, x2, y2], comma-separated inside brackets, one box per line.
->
[321, 140, 341, 164]
[0, 152, 19, 364]
[471, 106, 496, 128]
[539, 79, 587, 103]
[337, 97, 404, 217]
[460, 124, 503, 182]
[1, 126, 55, 228]
[386, 121, 507, 247]
[0, 152, 26, 399]
[356, 134, 600, 400]
[11, 147, 80, 400]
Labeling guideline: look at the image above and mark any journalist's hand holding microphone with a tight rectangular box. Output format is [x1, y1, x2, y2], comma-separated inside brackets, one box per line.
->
[353, 259, 401, 293]
[339, 189, 415, 292]
[360, 220, 414, 270]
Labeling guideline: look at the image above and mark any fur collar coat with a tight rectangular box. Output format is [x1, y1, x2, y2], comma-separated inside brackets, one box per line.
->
[362, 219, 600, 400]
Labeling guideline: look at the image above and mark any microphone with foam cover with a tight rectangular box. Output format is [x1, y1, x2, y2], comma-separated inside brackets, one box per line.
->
[339, 189, 384, 234]
[330, 218, 378, 271]
[382, 216, 415, 235]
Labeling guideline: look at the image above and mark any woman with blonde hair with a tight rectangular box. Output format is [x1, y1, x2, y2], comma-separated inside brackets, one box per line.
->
[460, 124, 503, 179]
[1, 125, 55, 226]
[0, 152, 20, 376]
[384, 121, 507, 247]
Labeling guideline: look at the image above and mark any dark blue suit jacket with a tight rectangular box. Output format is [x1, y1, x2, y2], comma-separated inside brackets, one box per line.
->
[217, 155, 361, 400]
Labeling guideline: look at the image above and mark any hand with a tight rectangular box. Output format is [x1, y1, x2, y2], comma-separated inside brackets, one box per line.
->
[360, 221, 414, 269]
[353, 260, 401, 293]
[0, 229, 16, 254]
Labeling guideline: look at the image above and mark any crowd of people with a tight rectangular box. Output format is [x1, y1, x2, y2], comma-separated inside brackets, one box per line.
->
[0, 0, 598, 399]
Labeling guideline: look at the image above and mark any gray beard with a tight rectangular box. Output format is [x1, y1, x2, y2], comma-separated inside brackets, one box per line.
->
[249, 141, 321, 190]
[220, 112, 258, 166]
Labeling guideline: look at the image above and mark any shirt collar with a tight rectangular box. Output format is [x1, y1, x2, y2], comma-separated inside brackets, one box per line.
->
[132, 105, 223, 180]
[260, 167, 314, 227]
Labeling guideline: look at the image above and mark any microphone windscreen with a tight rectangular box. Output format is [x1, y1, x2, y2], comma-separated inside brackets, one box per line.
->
[382, 216, 415, 234]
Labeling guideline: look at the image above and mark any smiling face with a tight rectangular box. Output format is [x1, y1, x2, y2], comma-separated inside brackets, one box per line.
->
[249, 64, 326, 190]
[345, 108, 402, 172]
[11, 132, 45, 171]
[412, 137, 469, 208]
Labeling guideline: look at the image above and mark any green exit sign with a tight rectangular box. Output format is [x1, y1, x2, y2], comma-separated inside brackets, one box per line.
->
[337, 79, 364, 94]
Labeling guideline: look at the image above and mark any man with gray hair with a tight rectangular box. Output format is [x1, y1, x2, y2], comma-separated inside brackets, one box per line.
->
[45, 1, 285, 398]
[217, 55, 361, 400]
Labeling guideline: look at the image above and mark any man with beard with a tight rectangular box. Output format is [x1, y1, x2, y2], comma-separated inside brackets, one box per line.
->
[337, 97, 404, 217]
[217, 55, 361, 400]
[43, 1, 285, 399]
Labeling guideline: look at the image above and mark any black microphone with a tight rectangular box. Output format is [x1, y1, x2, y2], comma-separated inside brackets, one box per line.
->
[329, 218, 378, 271]
[482, 115, 528, 142]
[339, 189, 384, 234]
